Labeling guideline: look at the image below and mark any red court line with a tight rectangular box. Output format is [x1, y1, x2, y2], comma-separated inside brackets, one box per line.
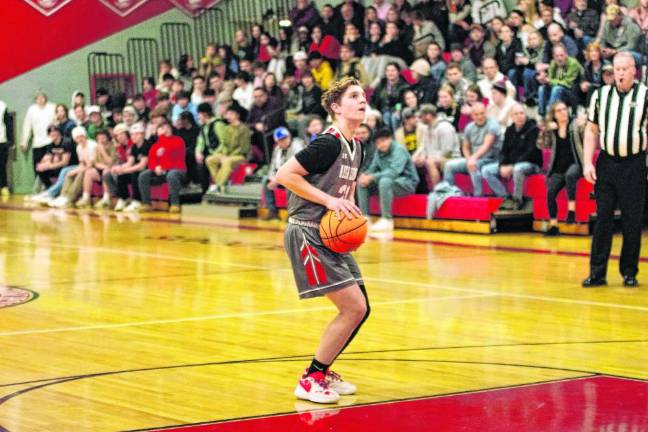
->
[4, 204, 648, 263]
[147, 376, 648, 432]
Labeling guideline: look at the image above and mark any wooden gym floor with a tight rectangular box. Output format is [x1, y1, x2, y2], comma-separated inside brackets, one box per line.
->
[0, 196, 646, 431]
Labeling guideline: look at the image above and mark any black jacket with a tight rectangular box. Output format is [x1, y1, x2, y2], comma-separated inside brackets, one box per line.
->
[500, 119, 542, 167]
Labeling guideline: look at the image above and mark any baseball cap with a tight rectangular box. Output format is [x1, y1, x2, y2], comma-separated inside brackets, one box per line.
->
[129, 122, 145, 134]
[293, 51, 308, 61]
[273, 126, 290, 141]
[87, 105, 101, 115]
[402, 107, 417, 119]
[71, 126, 87, 139]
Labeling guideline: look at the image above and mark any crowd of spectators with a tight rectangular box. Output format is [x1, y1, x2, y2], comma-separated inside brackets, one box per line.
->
[2, 0, 646, 233]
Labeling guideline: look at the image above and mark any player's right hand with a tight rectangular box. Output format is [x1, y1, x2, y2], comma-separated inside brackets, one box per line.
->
[583, 162, 597, 184]
[326, 197, 361, 220]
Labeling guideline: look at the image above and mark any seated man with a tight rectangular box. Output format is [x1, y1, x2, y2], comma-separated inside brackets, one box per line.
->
[138, 120, 186, 213]
[206, 103, 251, 193]
[481, 104, 542, 210]
[600, 5, 643, 66]
[412, 104, 460, 190]
[103, 123, 151, 212]
[444, 103, 503, 197]
[261, 127, 305, 220]
[357, 128, 420, 235]
[537, 44, 583, 116]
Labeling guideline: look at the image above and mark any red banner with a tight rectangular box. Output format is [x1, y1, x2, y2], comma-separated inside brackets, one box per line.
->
[168, 0, 220, 17]
[22, 0, 72, 16]
[98, 0, 149, 17]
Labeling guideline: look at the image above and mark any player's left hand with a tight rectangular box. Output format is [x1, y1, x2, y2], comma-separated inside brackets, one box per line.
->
[326, 196, 361, 220]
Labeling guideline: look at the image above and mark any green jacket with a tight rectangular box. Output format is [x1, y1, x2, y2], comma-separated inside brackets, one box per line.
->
[195, 116, 227, 156]
[215, 123, 250, 157]
[601, 17, 642, 52]
[549, 57, 583, 88]
[86, 121, 107, 140]
[365, 140, 419, 187]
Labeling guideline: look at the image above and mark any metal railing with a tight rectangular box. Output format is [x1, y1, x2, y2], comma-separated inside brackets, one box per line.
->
[127, 38, 160, 93]
[87, 52, 134, 102]
[161, 22, 194, 67]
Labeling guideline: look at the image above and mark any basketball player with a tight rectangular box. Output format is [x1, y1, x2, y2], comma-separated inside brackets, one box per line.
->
[275, 77, 370, 404]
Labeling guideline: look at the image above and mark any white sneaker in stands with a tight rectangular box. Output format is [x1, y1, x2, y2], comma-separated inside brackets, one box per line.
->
[326, 370, 356, 395]
[114, 199, 126, 212]
[369, 217, 393, 232]
[294, 371, 340, 404]
[124, 201, 141, 212]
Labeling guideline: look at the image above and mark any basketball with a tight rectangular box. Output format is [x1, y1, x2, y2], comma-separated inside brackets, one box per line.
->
[319, 210, 368, 253]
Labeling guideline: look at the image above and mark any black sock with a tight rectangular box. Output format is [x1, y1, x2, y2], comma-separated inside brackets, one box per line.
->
[307, 358, 330, 375]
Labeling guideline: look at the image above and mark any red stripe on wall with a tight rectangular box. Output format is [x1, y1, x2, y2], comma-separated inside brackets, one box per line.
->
[0, 0, 174, 83]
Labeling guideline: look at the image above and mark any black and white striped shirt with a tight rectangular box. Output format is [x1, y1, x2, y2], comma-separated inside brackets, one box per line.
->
[588, 82, 648, 157]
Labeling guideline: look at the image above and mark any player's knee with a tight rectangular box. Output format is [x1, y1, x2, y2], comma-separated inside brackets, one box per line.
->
[345, 300, 367, 324]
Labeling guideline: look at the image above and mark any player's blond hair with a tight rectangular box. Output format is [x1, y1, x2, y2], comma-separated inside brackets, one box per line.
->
[321, 77, 362, 119]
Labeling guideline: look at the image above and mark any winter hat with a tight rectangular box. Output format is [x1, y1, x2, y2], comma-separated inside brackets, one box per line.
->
[410, 59, 431, 77]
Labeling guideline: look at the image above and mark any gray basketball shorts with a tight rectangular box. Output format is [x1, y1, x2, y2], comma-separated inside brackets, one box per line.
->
[284, 221, 363, 299]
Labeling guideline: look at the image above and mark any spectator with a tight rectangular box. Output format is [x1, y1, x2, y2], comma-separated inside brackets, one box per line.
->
[132, 94, 151, 122]
[372, 62, 411, 131]
[364, 21, 385, 56]
[199, 43, 222, 79]
[482, 104, 542, 210]
[458, 84, 489, 131]
[436, 85, 461, 131]
[467, 24, 496, 68]
[627, 0, 648, 32]
[32, 124, 75, 191]
[478, 58, 517, 101]
[177, 54, 196, 89]
[195, 102, 227, 193]
[358, 127, 420, 235]
[542, 101, 585, 235]
[138, 121, 186, 213]
[95, 88, 114, 124]
[538, 44, 583, 116]
[49, 126, 97, 208]
[411, 10, 446, 56]
[305, 115, 325, 144]
[413, 104, 460, 188]
[290, 0, 321, 30]
[52, 103, 74, 139]
[566, 0, 600, 49]
[206, 104, 251, 193]
[261, 127, 305, 220]
[122, 106, 139, 128]
[263, 73, 284, 105]
[494, 25, 524, 78]
[486, 80, 517, 131]
[319, 4, 344, 41]
[338, 0, 366, 35]
[308, 51, 334, 91]
[266, 40, 286, 82]
[449, 43, 477, 83]
[68, 91, 86, 123]
[233, 29, 254, 62]
[579, 41, 608, 104]
[76, 129, 116, 208]
[447, 0, 472, 45]
[171, 91, 198, 125]
[335, 44, 371, 87]
[232, 72, 255, 111]
[444, 102, 503, 196]
[600, 5, 643, 65]
[394, 107, 421, 155]
[424, 42, 447, 86]
[174, 111, 200, 188]
[247, 87, 286, 163]
[73, 105, 89, 129]
[218, 45, 239, 80]
[510, 30, 544, 105]
[0, 100, 11, 196]
[356, 123, 375, 172]
[191, 75, 207, 106]
[290, 51, 310, 83]
[410, 60, 437, 105]
[20, 90, 56, 175]
[443, 63, 471, 105]
[156, 59, 178, 90]
[542, 23, 580, 63]
[378, 22, 412, 63]
[342, 23, 365, 56]
[86, 105, 107, 140]
[300, 72, 328, 119]
[107, 123, 151, 212]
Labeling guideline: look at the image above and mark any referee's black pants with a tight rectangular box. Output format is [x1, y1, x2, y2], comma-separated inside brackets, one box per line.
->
[590, 152, 647, 278]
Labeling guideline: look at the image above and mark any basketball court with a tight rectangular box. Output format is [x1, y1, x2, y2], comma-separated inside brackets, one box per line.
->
[1, 199, 647, 431]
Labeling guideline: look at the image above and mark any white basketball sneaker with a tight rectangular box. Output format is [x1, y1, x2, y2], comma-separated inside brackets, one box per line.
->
[369, 217, 394, 232]
[326, 370, 356, 395]
[294, 371, 340, 404]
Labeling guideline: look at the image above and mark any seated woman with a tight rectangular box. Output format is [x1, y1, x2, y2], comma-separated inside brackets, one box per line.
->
[542, 101, 585, 236]
[75, 129, 116, 208]
[457, 84, 489, 132]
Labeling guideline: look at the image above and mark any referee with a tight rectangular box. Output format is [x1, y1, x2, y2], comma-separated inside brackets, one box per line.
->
[582, 52, 648, 288]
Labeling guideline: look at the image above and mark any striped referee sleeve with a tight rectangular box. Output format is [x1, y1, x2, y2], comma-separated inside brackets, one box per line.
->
[588, 87, 599, 124]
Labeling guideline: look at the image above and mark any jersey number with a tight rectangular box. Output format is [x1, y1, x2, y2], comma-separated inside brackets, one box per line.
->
[338, 184, 352, 200]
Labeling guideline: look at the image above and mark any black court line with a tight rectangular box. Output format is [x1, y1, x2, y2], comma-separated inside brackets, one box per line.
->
[122, 374, 601, 432]
[2, 338, 647, 389]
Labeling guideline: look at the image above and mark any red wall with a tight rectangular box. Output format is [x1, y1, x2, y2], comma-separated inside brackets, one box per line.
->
[0, 0, 174, 83]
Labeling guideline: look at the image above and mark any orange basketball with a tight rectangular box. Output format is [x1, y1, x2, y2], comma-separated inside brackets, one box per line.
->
[319, 210, 368, 253]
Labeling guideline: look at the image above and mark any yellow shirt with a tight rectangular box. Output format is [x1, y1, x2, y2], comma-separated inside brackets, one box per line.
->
[311, 60, 334, 91]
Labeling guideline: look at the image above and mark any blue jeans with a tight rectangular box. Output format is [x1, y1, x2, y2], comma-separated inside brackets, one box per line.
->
[508, 68, 538, 102]
[444, 157, 496, 197]
[45, 165, 77, 197]
[261, 175, 282, 212]
[538, 85, 571, 116]
[357, 176, 417, 219]
[482, 161, 541, 201]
